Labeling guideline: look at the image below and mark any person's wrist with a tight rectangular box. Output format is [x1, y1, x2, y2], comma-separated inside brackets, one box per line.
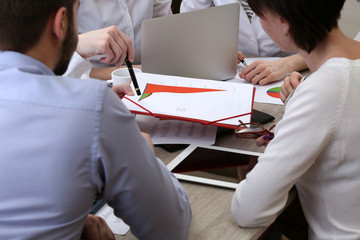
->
[275, 57, 292, 78]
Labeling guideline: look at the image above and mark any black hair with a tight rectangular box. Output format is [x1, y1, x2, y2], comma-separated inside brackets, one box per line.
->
[247, 0, 345, 53]
[0, 0, 75, 53]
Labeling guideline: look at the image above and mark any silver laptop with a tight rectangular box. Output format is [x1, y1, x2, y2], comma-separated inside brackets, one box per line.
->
[141, 3, 240, 80]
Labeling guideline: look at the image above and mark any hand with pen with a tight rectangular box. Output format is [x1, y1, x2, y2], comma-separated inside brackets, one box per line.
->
[240, 58, 290, 85]
[77, 26, 135, 67]
[237, 51, 246, 65]
[238, 53, 308, 86]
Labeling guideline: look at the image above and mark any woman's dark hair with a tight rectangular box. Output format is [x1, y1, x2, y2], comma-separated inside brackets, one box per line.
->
[0, 0, 75, 53]
[247, 0, 345, 53]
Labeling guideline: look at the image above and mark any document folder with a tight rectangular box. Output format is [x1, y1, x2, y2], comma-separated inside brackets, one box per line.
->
[122, 73, 255, 129]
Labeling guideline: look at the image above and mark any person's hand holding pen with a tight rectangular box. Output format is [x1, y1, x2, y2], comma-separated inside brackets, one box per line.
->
[280, 71, 305, 103]
[239, 54, 308, 86]
[237, 50, 287, 85]
[77, 26, 135, 67]
[240, 58, 291, 85]
[237, 51, 248, 66]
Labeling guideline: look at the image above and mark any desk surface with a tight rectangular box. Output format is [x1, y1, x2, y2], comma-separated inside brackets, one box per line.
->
[116, 102, 285, 240]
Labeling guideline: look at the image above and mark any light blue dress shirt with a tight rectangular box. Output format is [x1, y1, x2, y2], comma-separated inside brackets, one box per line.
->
[0, 51, 191, 240]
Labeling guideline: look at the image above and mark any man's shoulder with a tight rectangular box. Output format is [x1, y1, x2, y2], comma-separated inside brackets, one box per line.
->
[55, 76, 112, 112]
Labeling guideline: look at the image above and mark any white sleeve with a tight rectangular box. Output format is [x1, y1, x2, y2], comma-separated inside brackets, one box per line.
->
[180, 0, 214, 12]
[231, 68, 344, 227]
[63, 52, 92, 79]
[355, 31, 360, 42]
[153, 0, 173, 17]
[97, 88, 191, 240]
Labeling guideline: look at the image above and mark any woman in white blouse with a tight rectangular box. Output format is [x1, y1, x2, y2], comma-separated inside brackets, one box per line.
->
[231, 0, 360, 239]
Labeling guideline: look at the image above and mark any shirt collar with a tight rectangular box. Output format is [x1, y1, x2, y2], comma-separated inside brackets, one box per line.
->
[0, 51, 55, 76]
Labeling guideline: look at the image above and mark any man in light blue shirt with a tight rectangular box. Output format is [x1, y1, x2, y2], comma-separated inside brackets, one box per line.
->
[0, 0, 191, 239]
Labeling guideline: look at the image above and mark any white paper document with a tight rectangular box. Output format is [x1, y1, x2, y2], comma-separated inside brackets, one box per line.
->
[123, 72, 255, 128]
[95, 204, 130, 235]
[230, 57, 285, 105]
[136, 115, 217, 145]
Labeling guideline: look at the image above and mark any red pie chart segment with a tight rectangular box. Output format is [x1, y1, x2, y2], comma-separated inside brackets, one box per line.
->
[267, 87, 281, 99]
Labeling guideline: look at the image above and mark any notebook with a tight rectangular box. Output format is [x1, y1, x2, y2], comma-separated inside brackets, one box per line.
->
[141, 3, 240, 81]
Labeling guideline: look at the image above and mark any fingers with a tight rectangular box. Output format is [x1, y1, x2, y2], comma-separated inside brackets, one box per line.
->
[237, 50, 244, 64]
[255, 134, 271, 147]
[82, 214, 115, 240]
[240, 59, 290, 85]
[99, 26, 133, 67]
[97, 216, 116, 240]
[77, 26, 134, 67]
[240, 61, 276, 85]
[117, 30, 134, 63]
[280, 71, 303, 103]
[112, 83, 135, 99]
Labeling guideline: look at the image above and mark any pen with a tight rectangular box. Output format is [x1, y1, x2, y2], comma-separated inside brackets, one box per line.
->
[240, 59, 248, 67]
[284, 75, 307, 105]
[125, 57, 141, 96]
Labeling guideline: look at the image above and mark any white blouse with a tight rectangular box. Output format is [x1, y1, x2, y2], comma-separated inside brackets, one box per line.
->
[232, 58, 360, 239]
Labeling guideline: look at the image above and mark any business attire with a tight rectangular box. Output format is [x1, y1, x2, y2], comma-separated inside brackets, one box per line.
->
[0, 51, 191, 239]
[180, 0, 291, 57]
[63, 52, 92, 79]
[231, 58, 360, 239]
[77, 0, 172, 66]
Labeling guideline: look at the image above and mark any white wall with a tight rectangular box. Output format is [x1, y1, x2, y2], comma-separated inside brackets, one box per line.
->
[339, 0, 360, 38]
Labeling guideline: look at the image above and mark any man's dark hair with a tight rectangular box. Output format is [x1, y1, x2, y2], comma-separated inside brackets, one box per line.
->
[247, 0, 345, 53]
[0, 0, 75, 53]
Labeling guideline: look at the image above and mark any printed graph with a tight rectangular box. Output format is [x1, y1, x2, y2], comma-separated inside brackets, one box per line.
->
[266, 87, 281, 99]
[139, 83, 226, 101]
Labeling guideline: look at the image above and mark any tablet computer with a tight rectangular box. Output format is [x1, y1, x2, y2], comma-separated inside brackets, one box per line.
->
[167, 145, 262, 189]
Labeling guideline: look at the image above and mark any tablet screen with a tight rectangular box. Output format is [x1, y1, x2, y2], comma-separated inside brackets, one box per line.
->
[171, 146, 259, 184]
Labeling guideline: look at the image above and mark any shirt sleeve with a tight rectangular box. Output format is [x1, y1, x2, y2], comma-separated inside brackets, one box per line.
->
[231, 67, 345, 227]
[355, 31, 360, 42]
[63, 52, 92, 79]
[95, 88, 191, 240]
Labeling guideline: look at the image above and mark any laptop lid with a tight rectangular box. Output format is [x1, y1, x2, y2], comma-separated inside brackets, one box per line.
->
[141, 3, 240, 81]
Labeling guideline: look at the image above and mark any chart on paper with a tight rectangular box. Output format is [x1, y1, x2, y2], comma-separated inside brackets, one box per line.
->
[123, 72, 255, 128]
[139, 83, 225, 101]
[266, 87, 281, 99]
[228, 57, 285, 105]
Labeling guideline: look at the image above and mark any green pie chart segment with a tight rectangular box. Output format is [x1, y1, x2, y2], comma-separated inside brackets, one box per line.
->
[267, 87, 281, 99]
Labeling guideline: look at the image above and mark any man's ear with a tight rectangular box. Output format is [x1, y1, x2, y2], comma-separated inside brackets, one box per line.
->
[52, 7, 68, 40]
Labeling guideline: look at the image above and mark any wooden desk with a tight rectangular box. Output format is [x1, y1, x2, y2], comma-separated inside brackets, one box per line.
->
[116, 102, 285, 240]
